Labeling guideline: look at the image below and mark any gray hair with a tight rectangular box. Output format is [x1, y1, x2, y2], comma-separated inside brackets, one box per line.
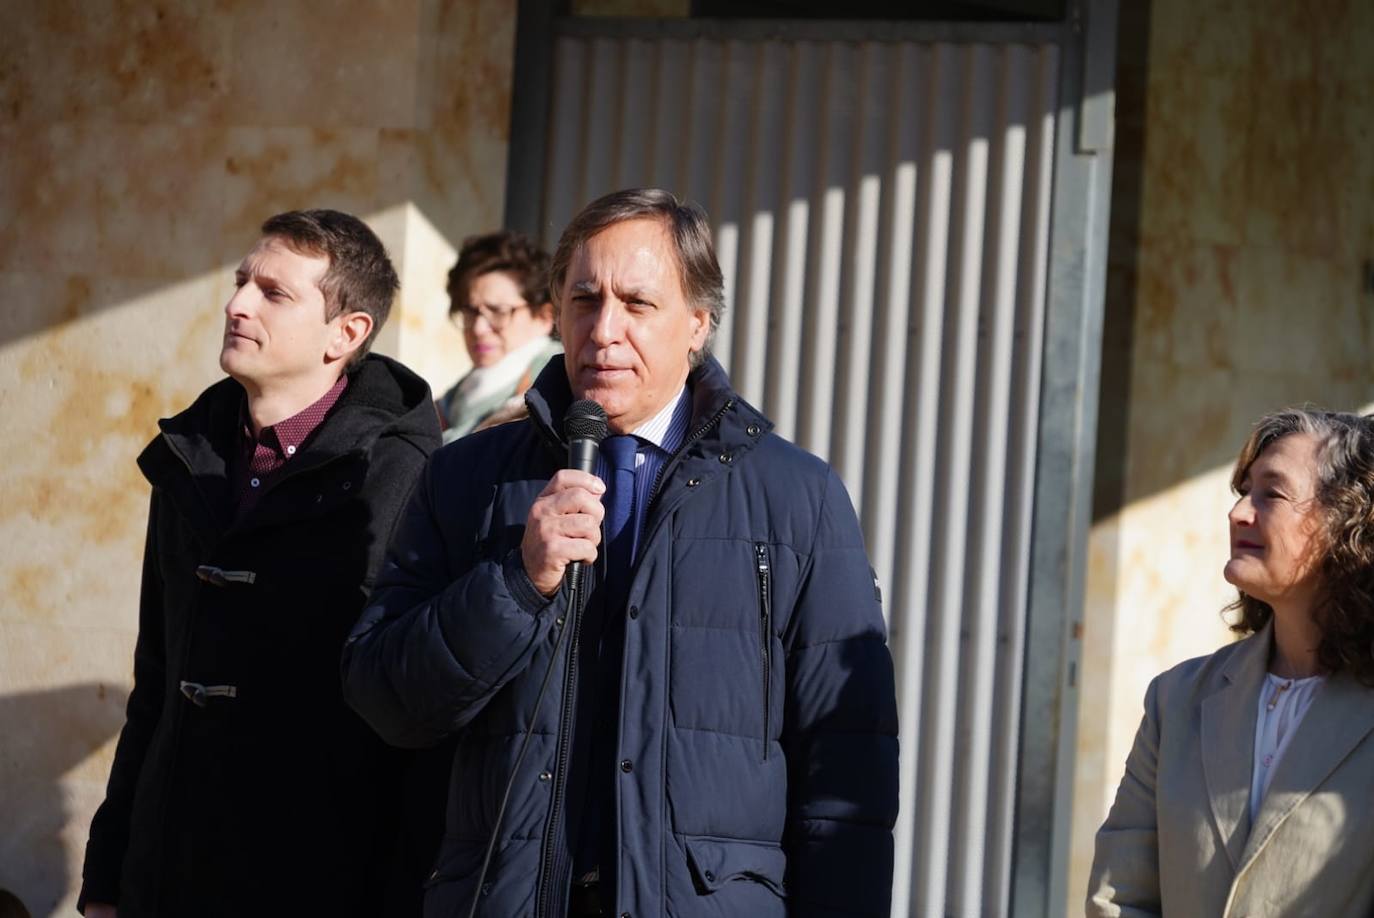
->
[549, 188, 725, 367]
[1230, 408, 1372, 502]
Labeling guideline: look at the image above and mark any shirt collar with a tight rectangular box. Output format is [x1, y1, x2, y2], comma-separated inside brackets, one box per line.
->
[628, 385, 691, 455]
[240, 372, 349, 457]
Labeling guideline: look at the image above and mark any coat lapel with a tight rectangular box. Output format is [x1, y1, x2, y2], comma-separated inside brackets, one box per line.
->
[1238, 670, 1374, 870]
[1200, 627, 1270, 871]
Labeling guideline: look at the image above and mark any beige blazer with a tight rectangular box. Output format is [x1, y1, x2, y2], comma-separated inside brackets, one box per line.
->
[1088, 625, 1374, 917]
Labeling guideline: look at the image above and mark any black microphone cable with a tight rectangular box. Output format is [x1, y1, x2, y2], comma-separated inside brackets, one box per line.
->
[466, 399, 608, 918]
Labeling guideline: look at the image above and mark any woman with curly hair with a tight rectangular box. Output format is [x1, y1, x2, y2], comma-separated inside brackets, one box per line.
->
[438, 231, 562, 441]
[1089, 408, 1374, 917]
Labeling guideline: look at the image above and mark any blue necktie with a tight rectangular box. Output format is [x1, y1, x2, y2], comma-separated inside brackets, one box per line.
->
[601, 435, 639, 610]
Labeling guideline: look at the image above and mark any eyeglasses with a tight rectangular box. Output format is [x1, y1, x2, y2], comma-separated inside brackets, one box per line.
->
[454, 302, 530, 331]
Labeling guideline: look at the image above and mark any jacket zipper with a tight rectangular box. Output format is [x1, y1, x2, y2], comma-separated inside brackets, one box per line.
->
[755, 542, 773, 762]
[647, 399, 734, 506]
[524, 397, 580, 918]
[620, 398, 737, 606]
[534, 568, 592, 918]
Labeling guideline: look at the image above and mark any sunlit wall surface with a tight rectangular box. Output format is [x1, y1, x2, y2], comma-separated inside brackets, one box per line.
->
[0, 2, 516, 913]
[1070, 0, 1374, 910]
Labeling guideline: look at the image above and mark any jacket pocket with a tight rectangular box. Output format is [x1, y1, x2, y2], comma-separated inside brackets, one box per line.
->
[684, 835, 787, 898]
[754, 542, 773, 761]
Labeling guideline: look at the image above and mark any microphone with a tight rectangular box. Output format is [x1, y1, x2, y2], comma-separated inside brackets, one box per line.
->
[466, 400, 607, 918]
[563, 399, 608, 594]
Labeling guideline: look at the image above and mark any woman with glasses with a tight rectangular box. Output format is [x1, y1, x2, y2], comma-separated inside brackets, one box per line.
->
[1088, 408, 1374, 916]
[438, 231, 562, 442]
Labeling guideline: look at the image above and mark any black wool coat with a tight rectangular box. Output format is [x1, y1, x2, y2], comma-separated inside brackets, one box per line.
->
[79, 354, 441, 917]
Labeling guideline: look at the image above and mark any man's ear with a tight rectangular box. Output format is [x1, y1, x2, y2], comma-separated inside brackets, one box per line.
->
[326, 311, 374, 362]
[687, 305, 710, 355]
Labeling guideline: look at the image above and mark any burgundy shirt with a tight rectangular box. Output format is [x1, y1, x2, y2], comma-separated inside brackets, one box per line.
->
[232, 374, 348, 517]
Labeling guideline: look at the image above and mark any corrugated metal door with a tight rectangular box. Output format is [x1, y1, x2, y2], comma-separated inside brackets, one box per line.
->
[535, 27, 1061, 918]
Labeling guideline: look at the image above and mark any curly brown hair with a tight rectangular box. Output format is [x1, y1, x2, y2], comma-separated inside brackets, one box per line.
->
[1226, 408, 1374, 683]
[446, 231, 553, 322]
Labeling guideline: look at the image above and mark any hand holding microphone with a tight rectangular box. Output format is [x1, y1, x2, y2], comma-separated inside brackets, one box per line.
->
[521, 400, 608, 597]
[472, 401, 610, 918]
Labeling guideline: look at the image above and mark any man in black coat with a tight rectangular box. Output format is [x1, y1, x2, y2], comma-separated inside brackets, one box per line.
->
[79, 210, 441, 917]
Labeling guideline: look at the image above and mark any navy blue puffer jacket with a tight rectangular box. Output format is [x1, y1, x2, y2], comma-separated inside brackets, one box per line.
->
[342, 356, 899, 917]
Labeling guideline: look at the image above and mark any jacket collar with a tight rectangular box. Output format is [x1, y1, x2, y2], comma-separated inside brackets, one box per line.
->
[138, 354, 436, 535]
[524, 353, 769, 456]
[1202, 622, 1374, 875]
[141, 376, 241, 534]
[524, 354, 773, 546]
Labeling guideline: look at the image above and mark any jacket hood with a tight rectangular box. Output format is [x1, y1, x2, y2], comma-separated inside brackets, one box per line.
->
[140, 353, 439, 491]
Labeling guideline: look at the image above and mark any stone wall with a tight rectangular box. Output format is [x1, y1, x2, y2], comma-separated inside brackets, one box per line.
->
[0, 2, 516, 913]
[5, 1, 1372, 914]
[1069, 0, 1374, 909]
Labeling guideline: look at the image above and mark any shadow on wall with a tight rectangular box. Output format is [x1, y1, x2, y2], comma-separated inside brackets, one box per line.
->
[0, 683, 127, 918]
[1091, 0, 1151, 529]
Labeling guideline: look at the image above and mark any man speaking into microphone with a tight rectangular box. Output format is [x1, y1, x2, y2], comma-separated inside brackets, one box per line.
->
[343, 189, 899, 917]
